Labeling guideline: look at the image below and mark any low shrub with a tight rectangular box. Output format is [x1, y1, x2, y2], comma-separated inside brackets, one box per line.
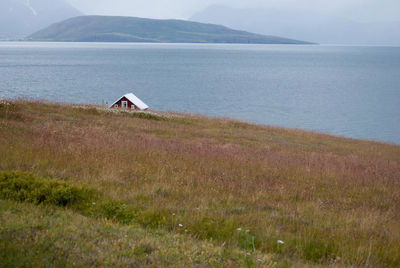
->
[100, 201, 137, 224]
[73, 107, 100, 116]
[0, 101, 23, 121]
[0, 171, 93, 207]
[302, 239, 338, 262]
[133, 243, 156, 256]
[130, 112, 165, 121]
[138, 209, 170, 229]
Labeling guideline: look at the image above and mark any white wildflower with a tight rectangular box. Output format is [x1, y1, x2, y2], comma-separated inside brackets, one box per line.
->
[277, 240, 285, 244]
[236, 228, 242, 231]
[178, 224, 183, 227]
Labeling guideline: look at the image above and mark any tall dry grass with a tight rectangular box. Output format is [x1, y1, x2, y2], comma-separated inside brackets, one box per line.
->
[1, 100, 399, 266]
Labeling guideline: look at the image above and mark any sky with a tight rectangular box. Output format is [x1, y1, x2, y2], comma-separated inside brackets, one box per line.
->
[66, 0, 400, 23]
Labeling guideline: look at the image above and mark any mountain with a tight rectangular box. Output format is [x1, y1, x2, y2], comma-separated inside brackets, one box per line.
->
[190, 5, 400, 46]
[0, 0, 82, 39]
[27, 15, 313, 44]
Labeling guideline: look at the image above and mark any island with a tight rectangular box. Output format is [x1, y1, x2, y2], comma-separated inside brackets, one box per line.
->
[27, 15, 313, 44]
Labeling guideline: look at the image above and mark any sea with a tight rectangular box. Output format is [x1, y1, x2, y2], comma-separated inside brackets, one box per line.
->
[0, 42, 399, 144]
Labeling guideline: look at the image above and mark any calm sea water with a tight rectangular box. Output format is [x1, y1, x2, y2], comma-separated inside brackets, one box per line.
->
[1, 42, 399, 144]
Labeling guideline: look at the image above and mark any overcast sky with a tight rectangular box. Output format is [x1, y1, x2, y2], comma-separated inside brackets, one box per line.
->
[66, 0, 400, 23]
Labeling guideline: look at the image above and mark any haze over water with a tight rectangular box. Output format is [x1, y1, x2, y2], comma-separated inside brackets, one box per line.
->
[1, 42, 399, 144]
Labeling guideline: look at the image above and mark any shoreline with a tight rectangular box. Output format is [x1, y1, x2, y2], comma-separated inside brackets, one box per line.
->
[3, 98, 399, 146]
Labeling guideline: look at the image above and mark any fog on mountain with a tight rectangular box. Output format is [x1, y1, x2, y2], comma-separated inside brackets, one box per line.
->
[0, 0, 81, 39]
[191, 5, 400, 46]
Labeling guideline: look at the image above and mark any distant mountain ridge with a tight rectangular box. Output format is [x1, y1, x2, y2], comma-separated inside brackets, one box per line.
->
[0, 0, 82, 38]
[27, 15, 313, 44]
[190, 5, 400, 46]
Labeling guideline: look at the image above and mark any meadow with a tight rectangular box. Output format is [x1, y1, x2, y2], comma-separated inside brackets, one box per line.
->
[1, 100, 399, 267]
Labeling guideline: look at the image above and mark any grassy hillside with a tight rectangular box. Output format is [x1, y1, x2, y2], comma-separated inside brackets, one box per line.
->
[1, 100, 399, 267]
[27, 15, 312, 44]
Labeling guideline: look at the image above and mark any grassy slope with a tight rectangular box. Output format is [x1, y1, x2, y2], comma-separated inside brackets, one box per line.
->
[0, 100, 399, 267]
[1, 200, 264, 267]
[27, 15, 312, 44]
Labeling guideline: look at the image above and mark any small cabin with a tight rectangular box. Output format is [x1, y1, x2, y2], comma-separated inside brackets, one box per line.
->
[110, 93, 149, 111]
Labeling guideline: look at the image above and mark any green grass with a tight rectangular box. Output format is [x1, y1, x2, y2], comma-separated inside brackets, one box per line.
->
[0, 171, 93, 207]
[1, 200, 271, 267]
[0, 171, 271, 266]
[1, 99, 400, 267]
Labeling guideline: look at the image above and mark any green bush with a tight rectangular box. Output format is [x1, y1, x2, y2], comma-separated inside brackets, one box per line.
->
[138, 209, 169, 228]
[133, 243, 155, 256]
[73, 107, 100, 116]
[189, 217, 239, 243]
[0, 171, 92, 207]
[130, 112, 165, 121]
[100, 201, 136, 224]
[302, 239, 338, 262]
[0, 101, 23, 121]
